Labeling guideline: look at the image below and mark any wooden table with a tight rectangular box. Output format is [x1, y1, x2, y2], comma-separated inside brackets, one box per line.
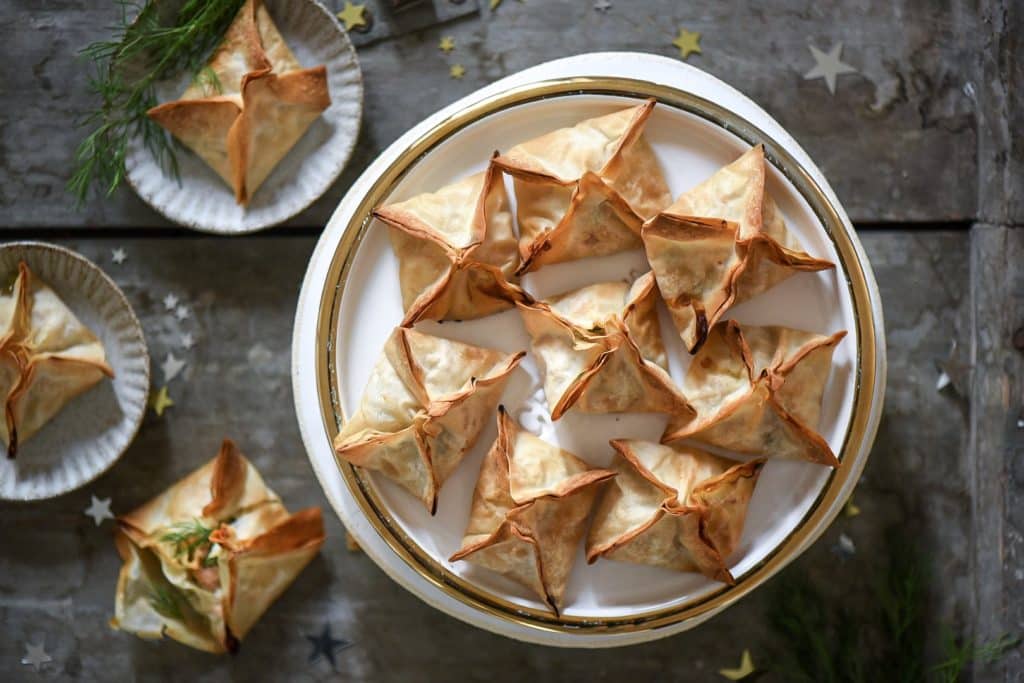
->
[1, 1, 1021, 680]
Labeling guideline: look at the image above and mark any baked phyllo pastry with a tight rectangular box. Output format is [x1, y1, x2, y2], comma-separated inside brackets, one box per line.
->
[663, 321, 846, 467]
[111, 439, 325, 653]
[147, 0, 331, 205]
[334, 328, 524, 514]
[517, 272, 693, 420]
[642, 145, 834, 353]
[0, 261, 113, 458]
[374, 163, 527, 325]
[492, 100, 671, 273]
[450, 407, 614, 614]
[586, 440, 763, 583]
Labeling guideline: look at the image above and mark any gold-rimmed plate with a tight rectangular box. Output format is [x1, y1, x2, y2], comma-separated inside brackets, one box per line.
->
[292, 53, 885, 647]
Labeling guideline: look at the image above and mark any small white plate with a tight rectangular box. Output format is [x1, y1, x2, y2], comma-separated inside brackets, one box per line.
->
[126, 0, 363, 234]
[0, 243, 150, 501]
[293, 53, 887, 646]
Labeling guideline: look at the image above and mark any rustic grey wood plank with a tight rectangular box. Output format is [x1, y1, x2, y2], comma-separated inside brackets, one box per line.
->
[0, 0, 992, 228]
[969, 224, 1024, 680]
[0, 230, 993, 680]
[976, 1, 1023, 225]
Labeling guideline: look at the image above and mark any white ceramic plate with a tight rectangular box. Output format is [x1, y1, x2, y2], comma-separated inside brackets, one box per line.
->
[293, 53, 886, 646]
[0, 243, 150, 501]
[126, 0, 363, 234]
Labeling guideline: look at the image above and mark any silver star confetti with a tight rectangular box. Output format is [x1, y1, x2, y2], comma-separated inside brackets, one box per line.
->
[84, 495, 114, 526]
[594, 0, 611, 10]
[111, 248, 127, 265]
[804, 42, 857, 94]
[180, 333, 196, 350]
[21, 642, 52, 672]
[935, 339, 971, 397]
[161, 353, 186, 383]
[831, 532, 856, 559]
[163, 293, 179, 310]
[175, 305, 190, 321]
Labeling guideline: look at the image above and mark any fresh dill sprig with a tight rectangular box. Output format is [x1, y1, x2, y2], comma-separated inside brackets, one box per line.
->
[766, 530, 1019, 682]
[932, 631, 1021, 682]
[191, 66, 224, 96]
[68, 0, 245, 204]
[160, 518, 214, 563]
[148, 584, 184, 620]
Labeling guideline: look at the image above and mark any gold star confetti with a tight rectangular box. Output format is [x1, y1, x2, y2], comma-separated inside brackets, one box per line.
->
[450, 64, 466, 79]
[719, 649, 756, 680]
[337, 2, 367, 31]
[490, 0, 502, 8]
[439, 36, 455, 53]
[672, 28, 702, 59]
[844, 496, 861, 517]
[149, 386, 174, 416]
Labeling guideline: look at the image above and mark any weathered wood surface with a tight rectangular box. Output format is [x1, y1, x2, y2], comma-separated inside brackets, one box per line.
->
[0, 0, 1014, 227]
[0, 231, 1015, 682]
[0, 0, 1021, 680]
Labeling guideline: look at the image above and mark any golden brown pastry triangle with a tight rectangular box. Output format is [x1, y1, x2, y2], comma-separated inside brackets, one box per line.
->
[450, 407, 615, 614]
[517, 272, 693, 420]
[0, 261, 113, 457]
[493, 100, 671, 272]
[663, 320, 846, 467]
[374, 163, 527, 324]
[147, 0, 330, 205]
[112, 439, 325, 653]
[587, 439, 763, 583]
[333, 328, 524, 514]
[642, 145, 834, 352]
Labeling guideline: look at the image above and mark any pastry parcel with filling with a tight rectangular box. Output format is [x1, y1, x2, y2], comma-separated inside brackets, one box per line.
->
[112, 439, 325, 653]
[450, 407, 615, 614]
[333, 328, 524, 514]
[148, 0, 331, 205]
[642, 145, 834, 353]
[374, 163, 527, 325]
[0, 261, 114, 458]
[492, 100, 672, 272]
[517, 272, 693, 420]
[663, 320, 846, 467]
[587, 439, 763, 583]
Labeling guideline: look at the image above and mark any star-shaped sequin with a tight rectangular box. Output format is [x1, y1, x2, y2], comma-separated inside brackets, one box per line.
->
[439, 36, 455, 53]
[149, 386, 174, 416]
[174, 305, 189, 321]
[450, 64, 466, 79]
[306, 624, 350, 671]
[337, 2, 367, 31]
[719, 649, 755, 680]
[831, 532, 856, 559]
[161, 353, 185, 383]
[111, 248, 127, 265]
[180, 333, 195, 350]
[162, 293, 179, 310]
[672, 28, 701, 59]
[803, 42, 857, 94]
[84, 495, 114, 526]
[21, 642, 52, 672]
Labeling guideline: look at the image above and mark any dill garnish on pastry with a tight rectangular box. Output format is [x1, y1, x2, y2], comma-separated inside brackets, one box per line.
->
[70, 0, 331, 207]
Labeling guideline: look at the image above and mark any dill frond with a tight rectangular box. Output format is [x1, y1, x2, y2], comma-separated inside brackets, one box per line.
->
[931, 631, 1020, 682]
[148, 584, 184, 620]
[160, 518, 214, 562]
[68, 0, 245, 204]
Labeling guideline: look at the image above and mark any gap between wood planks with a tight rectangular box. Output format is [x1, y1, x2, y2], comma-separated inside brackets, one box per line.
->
[0, 220, 977, 241]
